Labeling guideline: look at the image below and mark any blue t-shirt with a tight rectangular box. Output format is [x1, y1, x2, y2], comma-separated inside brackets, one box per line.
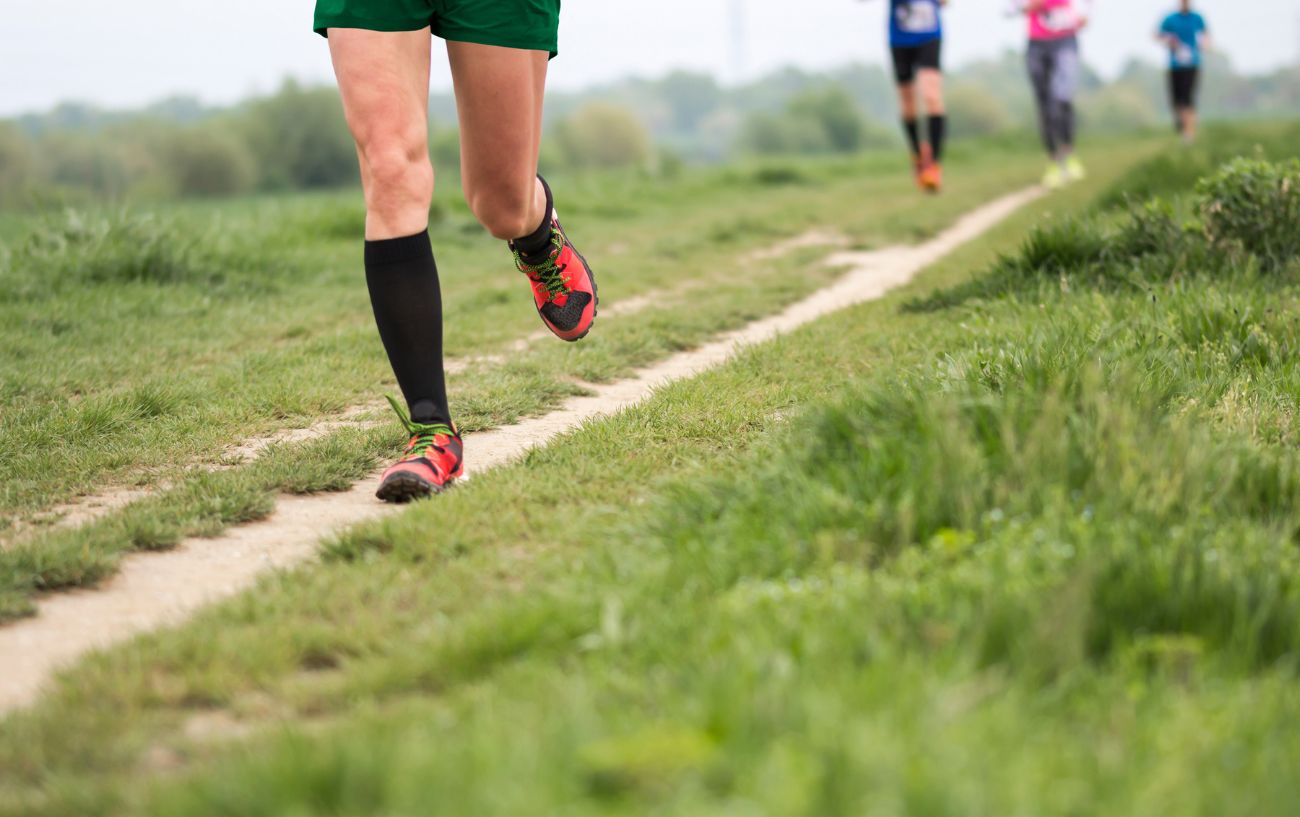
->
[1160, 11, 1207, 69]
[890, 0, 943, 47]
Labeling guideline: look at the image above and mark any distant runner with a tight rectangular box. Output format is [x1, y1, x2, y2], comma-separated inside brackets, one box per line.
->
[1158, 0, 1210, 144]
[1018, 0, 1090, 189]
[314, 1, 599, 502]
[883, 0, 949, 192]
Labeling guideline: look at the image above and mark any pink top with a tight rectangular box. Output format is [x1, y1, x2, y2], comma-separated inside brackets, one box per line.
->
[1028, 0, 1084, 41]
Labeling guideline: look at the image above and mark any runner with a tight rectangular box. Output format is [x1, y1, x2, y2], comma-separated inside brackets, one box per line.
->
[884, 0, 949, 192]
[1158, 1, 1210, 144]
[314, 0, 599, 502]
[1018, 0, 1091, 189]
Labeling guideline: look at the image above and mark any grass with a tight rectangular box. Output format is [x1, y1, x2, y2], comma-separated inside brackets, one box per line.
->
[1, 124, 1257, 814]
[0, 137, 1081, 617]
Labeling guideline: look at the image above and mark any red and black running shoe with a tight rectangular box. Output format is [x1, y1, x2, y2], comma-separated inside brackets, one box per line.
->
[375, 396, 464, 503]
[512, 208, 598, 342]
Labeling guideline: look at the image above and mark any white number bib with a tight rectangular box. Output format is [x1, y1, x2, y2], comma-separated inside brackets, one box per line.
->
[898, 1, 939, 33]
[1040, 7, 1079, 32]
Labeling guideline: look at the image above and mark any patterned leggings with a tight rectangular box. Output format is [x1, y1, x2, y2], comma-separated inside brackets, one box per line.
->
[1026, 35, 1080, 156]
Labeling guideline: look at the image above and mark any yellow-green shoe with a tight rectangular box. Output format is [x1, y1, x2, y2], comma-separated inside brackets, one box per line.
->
[1065, 155, 1087, 183]
[1042, 162, 1065, 190]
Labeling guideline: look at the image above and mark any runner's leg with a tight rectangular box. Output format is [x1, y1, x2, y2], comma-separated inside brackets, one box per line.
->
[331, 29, 435, 240]
[448, 41, 549, 241]
[898, 82, 921, 155]
[1051, 38, 1080, 156]
[1168, 70, 1184, 134]
[918, 67, 945, 162]
[329, 28, 452, 428]
[447, 40, 599, 342]
[1026, 41, 1058, 158]
[893, 47, 923, 161]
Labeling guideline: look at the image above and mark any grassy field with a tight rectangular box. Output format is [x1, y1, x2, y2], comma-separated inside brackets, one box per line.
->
[4, 123, 1300, 815]
[0, 139, 1068, 619]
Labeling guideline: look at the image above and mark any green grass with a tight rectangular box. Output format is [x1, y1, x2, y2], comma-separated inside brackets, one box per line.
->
[0, 139, 1082, 618]
[0, 126, 1246, 814]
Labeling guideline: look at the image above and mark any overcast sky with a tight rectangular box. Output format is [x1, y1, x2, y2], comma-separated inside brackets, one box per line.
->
[2, 0, 1297, 116]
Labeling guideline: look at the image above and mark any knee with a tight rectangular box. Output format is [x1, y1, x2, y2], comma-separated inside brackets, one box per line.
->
[360, 131, 433, 209]
[918, 73, 944, 113]
[897, 85, 917, 117]
[466, 181, 537, 240]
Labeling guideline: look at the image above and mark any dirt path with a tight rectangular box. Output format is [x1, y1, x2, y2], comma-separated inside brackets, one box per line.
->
[0, 188, 1042, 715]
[2, 235, 838, 550]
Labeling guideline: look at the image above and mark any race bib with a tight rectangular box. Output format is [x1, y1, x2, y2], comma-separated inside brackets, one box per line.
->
[897, 1, 939, 33]
[1040, 8, 1079, 32]
[1174, 44, 1195, 66]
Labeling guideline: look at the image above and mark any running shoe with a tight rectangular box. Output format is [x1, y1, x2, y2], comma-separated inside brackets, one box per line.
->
[512, 209, 598, 343]
[1064, 155, 1087, 183]
[919, 161, 943, 193]
[1042, 162, 1066, 190]
[375, 396, 464, 503]
[912, 143, 934, 191]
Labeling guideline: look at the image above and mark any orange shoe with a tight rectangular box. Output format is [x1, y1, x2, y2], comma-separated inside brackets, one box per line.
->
[919, 161, 943, 193]
[912, 143, 934, 190]
[375, 396, 464, 503]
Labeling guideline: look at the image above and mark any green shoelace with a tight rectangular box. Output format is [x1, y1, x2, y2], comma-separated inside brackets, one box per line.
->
[386, 395, 456, 458]
[514, 232, 571, 299]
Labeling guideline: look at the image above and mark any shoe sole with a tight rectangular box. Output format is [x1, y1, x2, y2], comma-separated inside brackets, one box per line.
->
[375, 471, 449, 504]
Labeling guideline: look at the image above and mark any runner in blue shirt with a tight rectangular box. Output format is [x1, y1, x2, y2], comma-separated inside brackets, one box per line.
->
[1158, 1, 1211, 143]
[870, 0, 949, 191]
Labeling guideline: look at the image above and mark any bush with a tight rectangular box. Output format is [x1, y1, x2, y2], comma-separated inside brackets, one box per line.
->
[551, 103, 653, 170]
[33, 131, 139, 201]
[239, 81, 358, 190]
[739, 85, 884, 156]
[786, 86, 867, 153]
[739, 112, 832, 155]
[1198, 158, 1300, 269]
[945, 85, 1014, 138]
[0, 124, 35, 208]
[155, 128, 257, 198]
[1080, 82, 1161, 133]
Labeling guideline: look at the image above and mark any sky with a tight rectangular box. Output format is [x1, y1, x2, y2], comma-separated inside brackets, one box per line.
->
[1, 0, 1297, 116]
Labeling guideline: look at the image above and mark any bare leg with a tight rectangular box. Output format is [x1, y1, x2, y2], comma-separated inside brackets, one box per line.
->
[897, 82, 918, 121]
[448, 41, 549, 241]
[1182, 108, 1198, 143]
[329, 28, 434, 240]
[917, 69, 945, 116]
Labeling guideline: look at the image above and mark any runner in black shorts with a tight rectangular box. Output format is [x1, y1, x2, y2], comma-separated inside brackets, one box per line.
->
[1158, 1, 1210, 144]
[874, 0, 948, 192]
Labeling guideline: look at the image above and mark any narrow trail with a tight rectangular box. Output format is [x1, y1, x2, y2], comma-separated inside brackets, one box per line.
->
[0, 188, 1042, 715]
[2, 241, 824, 549]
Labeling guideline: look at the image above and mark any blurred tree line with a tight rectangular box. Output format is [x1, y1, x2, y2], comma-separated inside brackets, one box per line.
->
[1, 54, 1297, 208]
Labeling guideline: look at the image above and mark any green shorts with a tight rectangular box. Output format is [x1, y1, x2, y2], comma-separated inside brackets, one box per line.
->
[314, 0, 560, 57]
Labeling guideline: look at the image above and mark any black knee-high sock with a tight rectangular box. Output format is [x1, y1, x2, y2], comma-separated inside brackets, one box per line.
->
[364, 231, 450, 426]
[901, 118, 922, 157]
[927, 115, 947, 162]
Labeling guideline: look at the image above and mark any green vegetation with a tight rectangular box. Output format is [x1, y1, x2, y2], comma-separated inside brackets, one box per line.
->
[11, 125, 1300, 814]
[740, 85, 892, 156]
[7, 56, 1298, 207]
[0, 140, 1063, 618]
